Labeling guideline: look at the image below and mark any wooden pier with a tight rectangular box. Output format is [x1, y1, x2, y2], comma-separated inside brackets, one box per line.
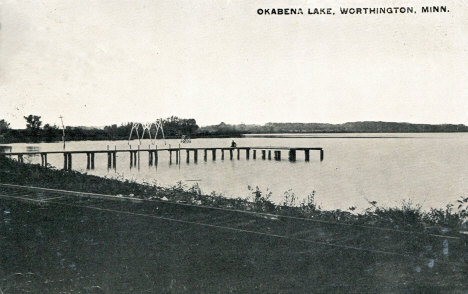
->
[5, 146, 323, 170]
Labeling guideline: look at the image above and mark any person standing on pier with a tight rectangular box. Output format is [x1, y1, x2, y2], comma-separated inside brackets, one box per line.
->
[231, 140, 237, 148]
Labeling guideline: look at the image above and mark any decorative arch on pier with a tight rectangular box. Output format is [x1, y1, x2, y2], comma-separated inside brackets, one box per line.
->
[128, 119, 165, 145]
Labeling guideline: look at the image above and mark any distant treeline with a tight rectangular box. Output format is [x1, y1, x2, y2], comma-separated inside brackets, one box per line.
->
[198, 121, 468, 135]
[1, 118, 468, 144]
[259, 121, 468, 133]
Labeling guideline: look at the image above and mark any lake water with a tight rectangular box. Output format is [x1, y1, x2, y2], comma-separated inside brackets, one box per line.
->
[3, 133, 468, 211]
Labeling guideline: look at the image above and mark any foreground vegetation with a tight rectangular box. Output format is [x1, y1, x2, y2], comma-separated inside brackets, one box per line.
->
[1, 154, 467, 234]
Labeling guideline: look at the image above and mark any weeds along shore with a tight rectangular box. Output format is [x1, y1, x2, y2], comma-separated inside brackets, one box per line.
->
[1, 154, 467, 235]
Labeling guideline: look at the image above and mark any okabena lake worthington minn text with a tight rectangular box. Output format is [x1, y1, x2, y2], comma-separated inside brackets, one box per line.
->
[257, 6, 449, 15]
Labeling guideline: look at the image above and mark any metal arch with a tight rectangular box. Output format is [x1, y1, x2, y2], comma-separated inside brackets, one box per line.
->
[128, 119, 165, 145]
[128, 123, 142, 144]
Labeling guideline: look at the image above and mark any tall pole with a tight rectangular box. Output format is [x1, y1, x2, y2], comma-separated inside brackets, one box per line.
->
[59, 115, 66, 150]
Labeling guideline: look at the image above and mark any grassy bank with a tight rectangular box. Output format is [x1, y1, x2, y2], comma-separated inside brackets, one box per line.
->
[1, 154, 468, 293]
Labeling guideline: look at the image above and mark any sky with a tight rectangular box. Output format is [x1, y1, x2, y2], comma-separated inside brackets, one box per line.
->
[1, 0, 467, 129]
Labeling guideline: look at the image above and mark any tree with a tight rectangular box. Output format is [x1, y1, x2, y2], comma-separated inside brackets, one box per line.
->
[0, 119, 10, 134]
[180, 118, 199, 136]
[42, 123, 60, 142]
[162, 116, 199, 137]
[24, 115, 42, 140]
[104, 124, 119, 139]
[24, 115, 42, 130]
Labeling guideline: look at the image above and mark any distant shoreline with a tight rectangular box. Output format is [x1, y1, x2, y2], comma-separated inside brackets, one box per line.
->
[242, 133, 430, 139]
[2, 119, 468, 144]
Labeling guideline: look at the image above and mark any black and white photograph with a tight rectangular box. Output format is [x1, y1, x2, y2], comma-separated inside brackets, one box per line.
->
[1, 0, 467, 292]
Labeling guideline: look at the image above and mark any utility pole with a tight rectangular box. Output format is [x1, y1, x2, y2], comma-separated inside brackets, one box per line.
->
[59, 115, 66, 150]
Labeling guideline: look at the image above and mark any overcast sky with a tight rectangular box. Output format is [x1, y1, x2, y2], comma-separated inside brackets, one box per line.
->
[1, 0, 467, 129]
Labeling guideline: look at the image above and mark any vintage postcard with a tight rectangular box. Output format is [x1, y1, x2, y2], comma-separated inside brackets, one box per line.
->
[0, 0, 467, 292]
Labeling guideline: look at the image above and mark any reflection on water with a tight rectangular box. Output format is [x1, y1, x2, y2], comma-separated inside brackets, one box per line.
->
[26, 146, 40, 152]
[5, 133, 468, 211]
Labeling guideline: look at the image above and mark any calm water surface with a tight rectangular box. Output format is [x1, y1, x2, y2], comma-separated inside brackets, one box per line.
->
[4, 133, 468, 211]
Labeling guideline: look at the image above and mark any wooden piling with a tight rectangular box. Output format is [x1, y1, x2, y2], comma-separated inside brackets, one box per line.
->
[91, 153, 95, 169]
[305, 149, 310, 162]
[268, 150, 272, 160]
[108, 152, 112, 168]
[237, 148, 240, 160]
[62, 153, 72, 170]
[87, 153, 91, 169]
[274, 150, 281, 160]
[194, 150, 198, 162]
[138, 146, 140, 166]
[289, 149, 297, 162]
[186, 150, 190, 163]
[253, 150, 256, 159]
[320, 149, 324, 161]
[114, 147, 117, 169]
[41, 153, 48, 167]
[204, 149, 207, 161]
[246, 149, 250, 160]
[262, 150, 266, 160]
[230, 149, 233, 160]
[212, 149, 216, 160]
[221, 149, 225, 160]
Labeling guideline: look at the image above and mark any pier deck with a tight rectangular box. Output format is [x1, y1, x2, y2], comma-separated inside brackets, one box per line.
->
[3, 146, 324, 169]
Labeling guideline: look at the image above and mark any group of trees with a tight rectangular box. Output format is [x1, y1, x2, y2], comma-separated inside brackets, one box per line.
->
[0, 115, 200, 143]
[103, 117, 199, 140]
[197, 122, 248, 137]
[1, 115, 61, 143]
